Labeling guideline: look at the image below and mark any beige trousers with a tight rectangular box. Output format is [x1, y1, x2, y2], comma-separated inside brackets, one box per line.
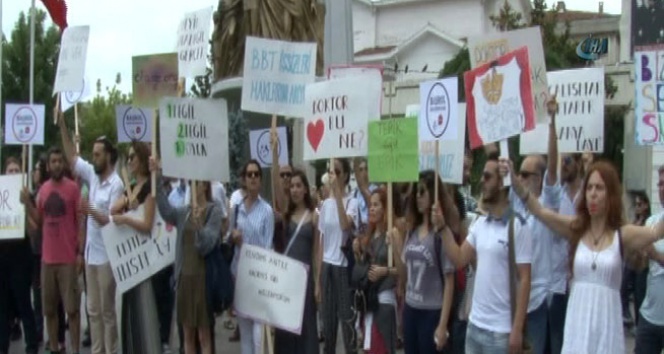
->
[86, 263, 118, 354]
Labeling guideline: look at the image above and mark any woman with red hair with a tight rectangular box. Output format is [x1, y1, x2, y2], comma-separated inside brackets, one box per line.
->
[502, 159, 664, 353]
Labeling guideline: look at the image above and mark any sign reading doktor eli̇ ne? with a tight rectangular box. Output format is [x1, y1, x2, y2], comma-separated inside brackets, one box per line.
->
[234, 244, 308, 335]
[635, 50, 664, 145]
[368, 118, 419, 183]
[159, 97, 230, 182]
[241, 36, 317, 117]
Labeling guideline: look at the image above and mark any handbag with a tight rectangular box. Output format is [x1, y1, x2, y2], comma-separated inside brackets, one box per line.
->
[200, 205, 234, 314]
[508, 214, 533, 354]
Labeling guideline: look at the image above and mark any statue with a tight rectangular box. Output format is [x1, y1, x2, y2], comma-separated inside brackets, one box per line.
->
[211, 0, 326, 82]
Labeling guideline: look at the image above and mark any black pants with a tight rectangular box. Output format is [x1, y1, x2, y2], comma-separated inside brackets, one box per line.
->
[152, 266, 175, 345]
[635, 315, 664, 354]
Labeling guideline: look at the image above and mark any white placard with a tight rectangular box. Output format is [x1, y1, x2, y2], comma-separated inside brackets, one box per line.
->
[328, 66, 383, 121]
[177, 7, 213, 78]
[60, 77, 92, 112]
[115, 105, 153, 143]
[0, 174, 25, 240]
[160, 97, 230, 182]
[234, 244, 308, 334]
[419, 77, 459, 142]
[4, 104, 45, 145]
[414, 103, 466, 184]
[53, 26, 90, 94]
[468, 26, 549, 124]
[249, 127, 289, 168]
[303, 76, 371, 160]
[102, 207, 176, 293]
[520, 68, 605, 154]
[241, 36, 317, 117]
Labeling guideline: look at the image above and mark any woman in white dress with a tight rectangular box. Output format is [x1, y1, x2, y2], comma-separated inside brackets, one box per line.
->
[503, 159, 664, 353]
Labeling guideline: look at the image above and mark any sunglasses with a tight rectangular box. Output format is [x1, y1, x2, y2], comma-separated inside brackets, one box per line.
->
[280, 172, 292, 179]
[246, 171, 260, 179]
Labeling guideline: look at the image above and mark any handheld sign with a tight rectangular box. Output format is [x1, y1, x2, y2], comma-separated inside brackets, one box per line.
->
[634, 50, 664, 145]
[249, 126, 289, 168]
[133, 53, 179, 108]
[328, 65, 383, 121]
[60, 78, 91, 113]
[241, 36, 317, 117]
[115, 105, 153, 143]
[368, 118, 419, 182]
[0, 174, 25, 240]
[177, 7, 213, 78]
[234, 245, 308, 335]
[159, 97, 230, 182]
[4, 104, 45, 145]
[53, 26, 90, 94]
[419, 77, 459, 142]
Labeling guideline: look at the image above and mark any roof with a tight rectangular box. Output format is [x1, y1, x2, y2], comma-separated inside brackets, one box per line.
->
[546, 10, 619, 22]
[354, 22, 464, 61]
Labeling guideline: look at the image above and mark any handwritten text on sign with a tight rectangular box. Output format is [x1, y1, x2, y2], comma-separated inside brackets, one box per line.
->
[303, 76, 371, 160]
[177, 7, 213, 78]
[159, 98, 230, 182]
[520, 68, 605, 154]
[102, 207, 176, 293]
[4, 104, 45, 145]
[132, 53, 179, 108]
[368, 118, 419, 183]
[242, 37, 317, 117]
[53, 26, 90, 94]
[635, 50, 664, 145]
[234, 245, 308, 334]
[0, 174, 25, 240]
[115, 105, 152, 143]
[328, 66, 383, 122]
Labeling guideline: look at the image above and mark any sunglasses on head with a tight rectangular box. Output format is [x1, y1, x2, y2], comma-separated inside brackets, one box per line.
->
[246, 171, 260, 179]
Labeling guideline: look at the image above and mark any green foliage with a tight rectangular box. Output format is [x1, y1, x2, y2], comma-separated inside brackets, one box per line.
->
[489, 1, 525, 31]
[1, 10, 60, 165]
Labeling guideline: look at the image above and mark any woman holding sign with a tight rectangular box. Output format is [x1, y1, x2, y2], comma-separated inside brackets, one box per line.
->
[109, 142, 161, 354]
[273, 169, 320, 354]
[151, 157, 221, 354]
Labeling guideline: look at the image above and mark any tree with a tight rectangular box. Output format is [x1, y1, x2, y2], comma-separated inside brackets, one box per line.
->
[1, 10, 60, 165]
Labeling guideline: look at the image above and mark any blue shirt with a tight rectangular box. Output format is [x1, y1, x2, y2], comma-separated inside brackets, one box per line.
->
[230, 196, 274, 275]
[354, 185, 377, 226]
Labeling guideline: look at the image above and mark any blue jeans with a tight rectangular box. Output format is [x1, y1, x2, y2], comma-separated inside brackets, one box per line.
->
[403, 304, 444, 354]
[526, 301, 548, 354]
[635, 315, 664, 354]
[465, 322, 509, 354]
[547, 293, 567, 354]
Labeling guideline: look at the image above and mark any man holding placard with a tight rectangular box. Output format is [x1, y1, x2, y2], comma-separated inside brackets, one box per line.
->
[59, 114, 124, 354]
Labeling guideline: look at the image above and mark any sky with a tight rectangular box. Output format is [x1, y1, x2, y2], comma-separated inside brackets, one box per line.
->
[0, 0, 622, 97]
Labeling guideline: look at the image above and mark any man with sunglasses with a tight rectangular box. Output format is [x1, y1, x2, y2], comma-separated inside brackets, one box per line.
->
[59, 114, 124, 354]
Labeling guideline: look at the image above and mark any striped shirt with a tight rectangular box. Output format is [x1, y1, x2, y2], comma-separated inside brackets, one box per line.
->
[230, 196, 274, 275]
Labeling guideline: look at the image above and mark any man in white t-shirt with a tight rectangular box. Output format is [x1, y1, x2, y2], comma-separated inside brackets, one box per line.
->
[438, 154, 532, 353]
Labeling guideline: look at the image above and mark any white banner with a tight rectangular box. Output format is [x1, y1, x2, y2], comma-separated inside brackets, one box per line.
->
[0, 174, 25, 240]
[54, 26, 90, 94]
[4, 104, 45, 145]
[303, 76, 371, 160]
[177, 7, 213, 78]
[419, 77, 459, 142]
[159, 97, 230, 182]
[328, 66, 383, 121]
[520, 68, 605, 154]
[635, 50, 664, 145]
[241, 37, 317, 117]
[249, 127, 289, 168]
[234, 245, 308, 335]
[115, 105, 153, 143]
[102, 206, 176, 294]
[60, 77, 92, 112]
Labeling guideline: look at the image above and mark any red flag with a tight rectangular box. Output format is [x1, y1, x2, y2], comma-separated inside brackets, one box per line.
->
[40, 0, 68, 31]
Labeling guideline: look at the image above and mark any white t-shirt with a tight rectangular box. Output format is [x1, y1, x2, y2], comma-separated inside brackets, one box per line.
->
[318, 194, 359, 267]
[467, 214, 533, 334]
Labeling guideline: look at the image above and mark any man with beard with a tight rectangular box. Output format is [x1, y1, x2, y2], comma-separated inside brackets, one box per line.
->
[58, 113, 124, 354]
[21, 147, 82, 354]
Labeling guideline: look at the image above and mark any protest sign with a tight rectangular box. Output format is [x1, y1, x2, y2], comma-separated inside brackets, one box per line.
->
[60, 78, 91, 112]
[4, 104, 45, 145]
[368, 117, 419, 182]
[303, 76, 372, 160]
[635, 50, 664, 145]
[328, 65, 383, 121]
[419, 77, 459, 142]
[249, 127, 289, 168]
[53, 26, 90, 94]
[115, 105, 153, 143]
[102, 206, 176, 293]
[177, 7, 213, 78]
[415, 103, 467, 184]
[132, 53, 179, 108]
[234, 244, 308, 334]
[468, 26, 548, 124]
[520, 68, 605, 154]
[465, 47, 536, 149]
[159, 97, 230, 182]
[241, 36, 317, 117]
[0, 174, 25, 240]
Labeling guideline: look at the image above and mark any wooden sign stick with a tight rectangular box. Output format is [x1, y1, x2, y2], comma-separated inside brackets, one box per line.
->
[387, 182, 394, 268]
[74, 103, 80, 154]
[151, 108, 158, 197]
[434, 140, 440, 203]
[270, 115, 278, 209]
[191, 181, 198, 209]
[53, 93, 61, 125]
[21, 145, 27, 187]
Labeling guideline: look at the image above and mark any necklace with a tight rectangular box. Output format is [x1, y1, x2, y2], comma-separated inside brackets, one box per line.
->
[588, 228, 605, 271]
